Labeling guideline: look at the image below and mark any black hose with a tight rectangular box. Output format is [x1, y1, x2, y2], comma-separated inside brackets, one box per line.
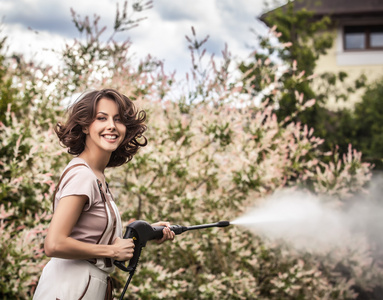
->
[119, 271, 135, 300]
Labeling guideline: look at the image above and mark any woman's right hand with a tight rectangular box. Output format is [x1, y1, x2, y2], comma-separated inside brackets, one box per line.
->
[112, 237, 135, 261]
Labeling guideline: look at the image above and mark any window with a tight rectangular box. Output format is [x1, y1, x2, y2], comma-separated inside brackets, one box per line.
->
[344, 25, 383, 50]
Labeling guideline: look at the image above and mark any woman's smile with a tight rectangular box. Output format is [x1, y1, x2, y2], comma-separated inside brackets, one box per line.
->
[83, 98, 126, 155]
[102, 134, 119, 141]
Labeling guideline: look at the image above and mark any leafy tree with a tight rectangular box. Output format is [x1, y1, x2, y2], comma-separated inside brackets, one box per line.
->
[353, 78, 383, 169]
[240, 0, 365, 157]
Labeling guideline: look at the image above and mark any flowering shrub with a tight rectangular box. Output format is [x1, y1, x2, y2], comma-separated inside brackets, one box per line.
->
[0, 49, 70, 297]
[0, 3, 380, 299]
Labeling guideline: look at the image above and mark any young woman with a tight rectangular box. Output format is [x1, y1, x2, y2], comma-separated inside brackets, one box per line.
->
[33, 89, 175, 299]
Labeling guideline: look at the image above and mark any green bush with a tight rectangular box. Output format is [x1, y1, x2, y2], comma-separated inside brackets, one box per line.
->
[353, 79, 383, 169]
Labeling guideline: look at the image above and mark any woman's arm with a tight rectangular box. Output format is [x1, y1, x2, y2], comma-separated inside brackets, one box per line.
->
[44, 195, 134, 261]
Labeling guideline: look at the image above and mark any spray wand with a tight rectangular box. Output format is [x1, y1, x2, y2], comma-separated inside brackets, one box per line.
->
[114, 220, 230, 299]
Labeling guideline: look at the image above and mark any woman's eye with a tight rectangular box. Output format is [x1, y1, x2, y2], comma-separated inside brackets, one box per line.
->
[97, 117, 106, 121]
[115, 118, 122, 122]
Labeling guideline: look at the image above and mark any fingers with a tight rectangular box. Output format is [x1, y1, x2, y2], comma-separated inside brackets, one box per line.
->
[157, 226, 175, 244]
[112, 237, 135, 261]
[163, 226, 175, 240]
[152, 221, 175, 243]
[124, 239, 135, 259]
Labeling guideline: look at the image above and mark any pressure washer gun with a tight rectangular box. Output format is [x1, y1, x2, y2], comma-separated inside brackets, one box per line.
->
[114, 220, 230, 299]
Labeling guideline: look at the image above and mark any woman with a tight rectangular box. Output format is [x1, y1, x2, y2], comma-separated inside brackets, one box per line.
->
[33, 89, 175, 299]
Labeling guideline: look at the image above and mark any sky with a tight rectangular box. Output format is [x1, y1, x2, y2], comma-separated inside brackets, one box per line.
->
[0, 0, 280, 77]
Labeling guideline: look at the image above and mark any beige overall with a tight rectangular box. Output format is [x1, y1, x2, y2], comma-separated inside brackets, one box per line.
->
[33, 162, 122, 300]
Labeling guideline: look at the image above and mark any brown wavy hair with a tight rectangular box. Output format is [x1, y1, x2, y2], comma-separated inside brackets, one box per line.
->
[55, 88, 147, 167]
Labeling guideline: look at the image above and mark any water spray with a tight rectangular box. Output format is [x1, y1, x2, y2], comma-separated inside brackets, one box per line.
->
[115, 220, 230, 299]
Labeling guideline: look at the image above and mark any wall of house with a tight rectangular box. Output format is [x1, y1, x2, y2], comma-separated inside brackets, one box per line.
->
[314, 26, 383, 110]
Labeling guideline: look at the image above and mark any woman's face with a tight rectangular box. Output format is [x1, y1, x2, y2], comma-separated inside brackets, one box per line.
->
[83, 97, 126, 155]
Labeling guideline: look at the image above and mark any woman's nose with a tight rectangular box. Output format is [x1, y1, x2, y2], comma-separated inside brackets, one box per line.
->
[107, 118, 116, 129]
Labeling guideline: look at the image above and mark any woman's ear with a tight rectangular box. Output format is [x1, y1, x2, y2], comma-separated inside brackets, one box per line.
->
[82, 127, 89, 134]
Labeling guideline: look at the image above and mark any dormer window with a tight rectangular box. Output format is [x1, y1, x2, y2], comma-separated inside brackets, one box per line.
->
[344, 25, 383, 50]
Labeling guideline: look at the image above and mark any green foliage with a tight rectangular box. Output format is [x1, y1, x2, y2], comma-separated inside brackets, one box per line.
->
[263, 0, 333, 75]
[0, 34, 72, 298]
[353, 78, 383, 169]
[0, 38, 21, 124]
[242, 0, 367, 161]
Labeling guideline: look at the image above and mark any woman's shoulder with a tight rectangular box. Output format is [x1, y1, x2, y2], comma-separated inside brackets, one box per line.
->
[56, 158, 100, 207]
[65, 157, 90, 170]
[61, 158, 96, 182]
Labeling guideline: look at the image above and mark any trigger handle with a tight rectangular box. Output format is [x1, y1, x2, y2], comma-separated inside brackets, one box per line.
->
[114, 227, 138, 272]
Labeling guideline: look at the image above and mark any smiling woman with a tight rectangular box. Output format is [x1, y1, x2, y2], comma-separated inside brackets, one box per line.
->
[80, 98, 131, 169]
[55, 89, 148, 167]
[84, 101, 127, 152]
[33, 89, 176, 300]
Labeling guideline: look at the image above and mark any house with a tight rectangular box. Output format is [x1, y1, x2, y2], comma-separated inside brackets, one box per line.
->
[260, 0, 383, 108]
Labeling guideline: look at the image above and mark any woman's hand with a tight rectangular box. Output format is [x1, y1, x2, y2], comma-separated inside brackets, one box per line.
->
[151, 221, 176, 244]
[112, 237, 135, 261]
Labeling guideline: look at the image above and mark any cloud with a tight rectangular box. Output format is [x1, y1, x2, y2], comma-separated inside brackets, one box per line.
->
[154, 0, 204, 22]
[0, 0, 120, 37]
[2, 0, 75, 37]
[3, 23, 67, 66]
[126, 0, 268, 75]
[0, 0, 276, 76]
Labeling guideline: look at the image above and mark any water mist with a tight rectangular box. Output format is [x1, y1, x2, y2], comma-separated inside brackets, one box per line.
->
[231, 179, 383, 252]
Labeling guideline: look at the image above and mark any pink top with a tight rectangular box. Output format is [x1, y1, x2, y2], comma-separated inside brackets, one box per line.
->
[54, 158, 122, 245]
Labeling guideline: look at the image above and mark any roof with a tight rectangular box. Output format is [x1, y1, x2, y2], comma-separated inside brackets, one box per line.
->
[260, 0, 383, 23]
[294, 0, 383, 16]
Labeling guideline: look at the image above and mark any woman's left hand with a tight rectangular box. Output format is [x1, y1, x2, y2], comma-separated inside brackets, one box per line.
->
[151, 221, 176, 244]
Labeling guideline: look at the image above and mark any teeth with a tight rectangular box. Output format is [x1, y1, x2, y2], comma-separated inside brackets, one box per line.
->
[103, 135, 117, 140]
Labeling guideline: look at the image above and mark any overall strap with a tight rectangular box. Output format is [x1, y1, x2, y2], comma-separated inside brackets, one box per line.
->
[52, 163, 88, 212]
[96, 179, 117, 268]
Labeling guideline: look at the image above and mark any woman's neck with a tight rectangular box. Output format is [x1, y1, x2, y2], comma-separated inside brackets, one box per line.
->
[78, 149, 110, 175]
